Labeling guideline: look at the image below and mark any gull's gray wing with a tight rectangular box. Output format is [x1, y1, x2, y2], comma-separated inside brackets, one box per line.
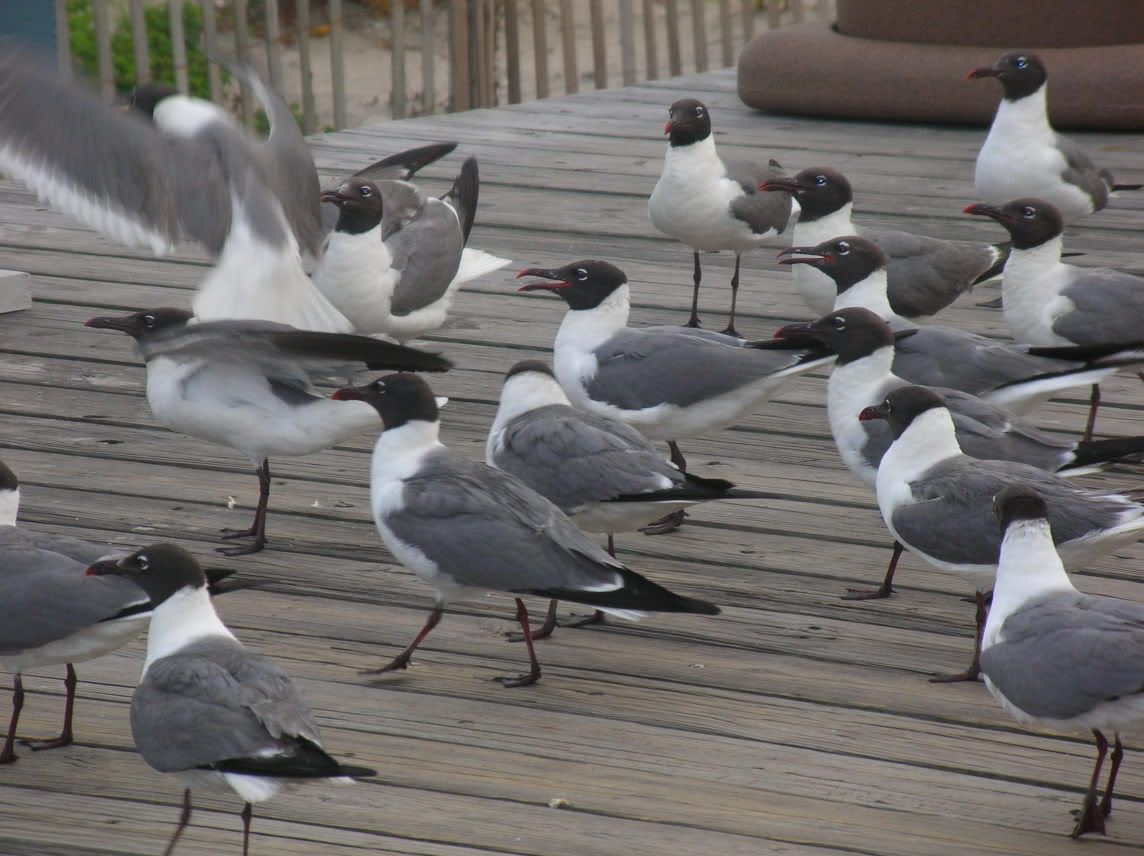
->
[871, 229, 1003, 318]
[892, 457, 1133, 566]
[230, 61, 324, 258]
[379, 180, 428, 241]
[139, 320, 451, 388]
[0, 525, 111, 565]
[1055, 135, 1110, 212]
[893, 327, 1081, 395]
[0, 49, 231, 255]
[131, 636, 321, 773]
[726, 159, 792, 237]
[586, 328, 831, 410]
[492, 404, 681, 511]
[1054, 268, 1144, 345]
[0, 547, 147, 653]
[387, 197, 464, 316]
[981, 590, 1144, 719]
[354, 142, 458, 181]
[385, 451, 625, 593]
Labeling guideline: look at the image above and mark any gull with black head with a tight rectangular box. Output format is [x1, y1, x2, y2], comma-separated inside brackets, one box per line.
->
[983, 485, 1144, 838]
[649, 98, 791, 335]
[968, 51, 1139, 223]
[87, 544, 374, 856]
[860, 385, 1144, 681]
[85, 308, 451, 555]
[761, 166, 1008, 317]
[333, 373, 721, 687]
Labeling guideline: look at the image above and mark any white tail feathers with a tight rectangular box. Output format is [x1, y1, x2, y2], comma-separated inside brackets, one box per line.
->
[451, 248, 512, 288]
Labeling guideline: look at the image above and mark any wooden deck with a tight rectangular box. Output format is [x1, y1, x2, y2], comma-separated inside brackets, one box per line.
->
[3, 67, 1144, 855]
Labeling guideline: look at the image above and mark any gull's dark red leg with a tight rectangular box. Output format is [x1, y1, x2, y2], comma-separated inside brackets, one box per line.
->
[1082, 384, 1101, 444]
[220, 460, 271, 556]
[361, 605, 444, 675]
[930, 590, 987, 684]
[720, 255, 743, 338]
[162, 789, 193, 856]
[507, 598, 559, 642]
[844, 540, 902, 600]
[241, 802, 253, 856]
[1073, 731, 1109, 837]
[0, 674, 24, 764]
[496, 598, 542, 688]
[686, 251, 702, 328]
[1100, 733, 1125, 818]
[25, 663, 77, 751]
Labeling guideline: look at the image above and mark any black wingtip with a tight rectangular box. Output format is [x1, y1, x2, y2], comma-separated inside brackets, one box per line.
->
[334, 762, 378, 779]
[1065, 435, 1144, 470]
[527, 567, 721, 616]
[444, 156, 479, 243]
[1113, 183, 1144, 192]
[973, 241, 1011, 284]
[354, 142, 459, 181]
[269, 330, 454, 373]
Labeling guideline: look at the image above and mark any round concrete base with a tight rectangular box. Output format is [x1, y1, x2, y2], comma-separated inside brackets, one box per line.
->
[737, 22, 1144, 130]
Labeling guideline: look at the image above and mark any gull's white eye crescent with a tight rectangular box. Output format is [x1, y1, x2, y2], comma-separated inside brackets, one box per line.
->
[836, 241, 851, 255]
[574, 268, 589, 281]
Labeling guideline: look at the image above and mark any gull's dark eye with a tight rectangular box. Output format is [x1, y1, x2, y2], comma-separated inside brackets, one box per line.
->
[814, 174, 827, 186]
[831, 315, 846, 331]
[142, 314, 156, 328]
[359, 185, 372, 197]
[694, 106, 704, 117]
[836, 241, 851, 255]
[1014, 56, 1028, 69]
[1022, 206, 1036, 218]
[136, 554, 150, 570]
[372, 380, 386, 393]
[883, 400, 892, 413]
[574, 268, 589, 281]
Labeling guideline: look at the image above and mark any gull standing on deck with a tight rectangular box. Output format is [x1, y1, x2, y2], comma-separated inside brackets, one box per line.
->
[967, 198, 1144, 438]
[649, 98, 792, 335]
[0, 460, 240, 764]
[776, 237, 1137, 416]
[87, 544, 375, 856]
[85, 308, 451, 555]
[333, 374, 721, 688]
[968, 51, 1140, 223]
[314, 157, 511, 342]
[516, 260, 835, 475]
[982, 485, 1144, 838]
[488, 360, 781, 636]
[861, 386, 1144, 682]
[0, 50, 354, 330]
[777, 309, 1144, 600]
[760, 167, 1008, 317]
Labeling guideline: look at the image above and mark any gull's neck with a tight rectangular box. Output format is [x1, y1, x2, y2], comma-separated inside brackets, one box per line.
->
[992, 85, 1053, 139]
[881, 408, 963, 482]
[985, 519, 1075, 646]
[793, 201, 854, 233]
[143, 586, 235, 673]
[663, 136, 724, 177]
[491, 374, 572, 435]
[0, 487, 18, 527]
[833, 270, 903, 327]
[372, 420, 444, 484]
[554, 285, 632, 355]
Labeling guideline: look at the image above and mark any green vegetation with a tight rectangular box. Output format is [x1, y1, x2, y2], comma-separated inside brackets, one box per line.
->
[67, 0, 215, 97]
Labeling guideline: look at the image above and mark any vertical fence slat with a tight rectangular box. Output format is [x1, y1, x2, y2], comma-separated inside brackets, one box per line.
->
[766, 0, 782, 30]
[740, 0, 756, 42]
[296, 0, 317, 132]
[641, 0, 658, 80]
[664, 0, 682, 77]
[505, 0, 521, 103]
[718, 0, 733, 65]
[233, 0, 253, 125]
[558, 0, 577, 94]
[588, 0, 606, 89]
[168, 1, 189, 93]
[264, 0, 284, 90]
[466, 0, 480, 107]
[450, 0, 470, 112]
[791, 0, 806, 23]
[391, 0, 406, 118]
[421, 0, 437, 112]
[483, 0, 496, 106]
[55, 0, 73, 80]
[92, 0, 115, 98]
[689, 0, 707, 72]
[329, 0, 348, 128]
[617, 0, 635, 86]
[530, 0, 548, 99]
[129, 0, 151, 84]
[199, 0, 222, 102]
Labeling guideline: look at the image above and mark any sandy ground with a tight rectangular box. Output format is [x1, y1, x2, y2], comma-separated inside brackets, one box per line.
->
[266, 2, 786, 130]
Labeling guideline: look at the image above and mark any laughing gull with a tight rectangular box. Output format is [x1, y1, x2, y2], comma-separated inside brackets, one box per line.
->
[968, 51, 1140, 224]
[648, 98, 792, 335]
[760, 167, 1008, 317]
[0, 50, 350, 331]
[85, 308, 452, 555]
[314, 157, 511, 342]
[780, 309, 1144, 599]
[861, 386, 1144, 681]
[516, 260, 835, 475]
[776, 236, 1133, 415]
[967, 197, 1144, 438]
[333, 373, 721, 688]
[0, 460, 242, 764]
[87, 544, 375, 855]
[982, 485, 1144, 838]
[487, 359, 779, 636]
